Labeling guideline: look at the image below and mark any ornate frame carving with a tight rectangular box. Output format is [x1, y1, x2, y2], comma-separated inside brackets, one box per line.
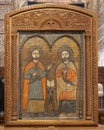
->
[5, 4, 98, 126]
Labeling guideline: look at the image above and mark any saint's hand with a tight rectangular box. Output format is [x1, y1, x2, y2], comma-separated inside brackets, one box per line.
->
[32, 72, 37, 76]
[47, 64, 52, 70]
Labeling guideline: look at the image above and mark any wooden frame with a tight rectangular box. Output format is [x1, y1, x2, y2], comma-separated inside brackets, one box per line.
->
[5, 4, 98, 126]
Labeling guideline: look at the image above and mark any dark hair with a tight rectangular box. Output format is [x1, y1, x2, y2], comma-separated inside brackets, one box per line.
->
[31, 46, 41, 53]
[30, 45, 42, 58]
[58, 45, 74, 60]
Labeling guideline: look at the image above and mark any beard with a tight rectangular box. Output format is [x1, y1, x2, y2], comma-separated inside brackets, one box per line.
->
[33, 57, 39, 60]
[33, 57, 40, 63]
[62, 58, 69, 62]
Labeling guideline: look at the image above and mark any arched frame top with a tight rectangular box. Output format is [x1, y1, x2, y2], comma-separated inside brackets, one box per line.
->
[5, 4, 98, 126]
[7, 4, 96, 18]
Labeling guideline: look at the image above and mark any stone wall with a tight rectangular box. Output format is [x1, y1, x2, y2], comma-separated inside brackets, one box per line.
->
[0, 0, 99, 67]
[98, 0, 104, 66]
[0, 0, 13, 67]
[13, 0, 98, 11]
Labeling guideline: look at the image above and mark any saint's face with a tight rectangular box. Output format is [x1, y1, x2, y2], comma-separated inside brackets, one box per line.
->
[32, 49, 40, 61]
[61, 50, 70, 63]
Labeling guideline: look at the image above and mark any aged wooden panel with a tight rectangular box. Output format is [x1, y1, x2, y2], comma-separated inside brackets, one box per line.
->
[5, 4, 98, 126]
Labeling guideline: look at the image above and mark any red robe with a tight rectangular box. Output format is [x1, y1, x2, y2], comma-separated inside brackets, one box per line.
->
[22, 61, 46, 110]
[56, 68, 76, 100]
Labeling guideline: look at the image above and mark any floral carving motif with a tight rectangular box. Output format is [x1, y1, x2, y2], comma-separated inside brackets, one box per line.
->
[12, 9, 92, 32]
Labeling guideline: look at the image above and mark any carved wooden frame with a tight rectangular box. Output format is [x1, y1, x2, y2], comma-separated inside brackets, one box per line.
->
[5, 4, 98, 126]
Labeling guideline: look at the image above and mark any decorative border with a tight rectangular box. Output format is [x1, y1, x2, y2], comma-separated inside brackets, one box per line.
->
[5, 4, 98, 126]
